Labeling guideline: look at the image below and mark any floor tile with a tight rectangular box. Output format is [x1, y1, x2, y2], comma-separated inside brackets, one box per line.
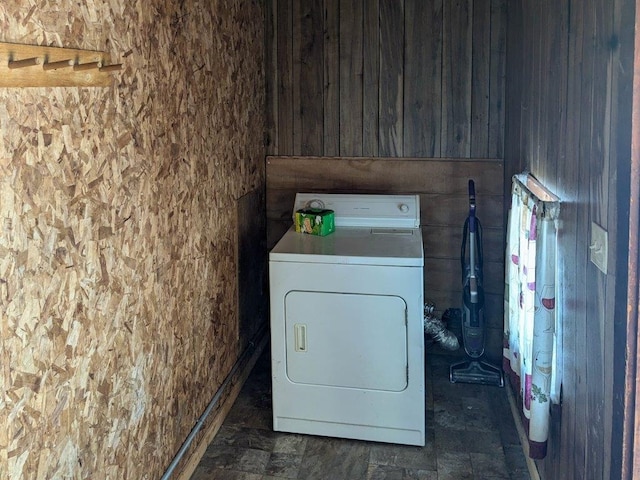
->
[436, 451, 474, 480]
[503, 445, 531, 479]
[190, 350, 531, 480]
[264, 452, 303, 479]
[366, 464, 438, 480]
[272, 433, 308, 455]
[470, 452, 510, 478]
[297, 436, 370, 480]
[199, 446, 270, 474]
[369, 442, 436, 471]
[190, 466, 263, 480]
[212, 425, 277, 451]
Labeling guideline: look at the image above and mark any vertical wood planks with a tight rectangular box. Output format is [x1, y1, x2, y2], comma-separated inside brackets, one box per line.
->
[504, 0, 634, 478]
[503, 0, 524, 181]
[489, 0, 507, 159]
[541, 0, 559, 182]
[529, 0, 544, 176]
[324, 0, 340, 156]
[268, 0, 507, 159]
[442, 0, 473, 157]
[339, 0, 364, 155]
[518, 0, 534, 170]
[558, 0, 583, 476]
[533, 2, 567, 478]
[542, 3, 568, 480]
[378, 0, 404, 156]
[292, 0, 302, 153]
[542, 0, 567, 189]
[471, 0, 491, 157]
[266, 0, 277, 154]
[404, 0, 443, 157]
[297, 0, 324, 155]
[577, 0, 596, 476]
[363, 0, 380, 156]
[277, 0, 294, 154]
[585, 0, 610, 476]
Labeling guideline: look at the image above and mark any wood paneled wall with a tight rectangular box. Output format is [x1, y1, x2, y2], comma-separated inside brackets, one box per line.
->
[264, 0, 508, 361]
[266, 156, 505, 361]
[266, 0, 507, 159]
[505, 1, 635, 479]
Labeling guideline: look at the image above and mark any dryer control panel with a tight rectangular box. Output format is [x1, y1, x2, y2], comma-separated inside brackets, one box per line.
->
[293, 193, 420, 229]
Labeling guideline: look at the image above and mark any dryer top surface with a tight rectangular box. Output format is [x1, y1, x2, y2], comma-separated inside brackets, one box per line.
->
[269, 226, 424, 266]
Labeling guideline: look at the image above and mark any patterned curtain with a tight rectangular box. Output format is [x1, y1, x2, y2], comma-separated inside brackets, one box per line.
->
[503, 175, 560, 459]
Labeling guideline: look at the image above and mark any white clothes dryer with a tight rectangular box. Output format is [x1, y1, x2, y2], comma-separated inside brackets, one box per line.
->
[269, 193, 425, 446]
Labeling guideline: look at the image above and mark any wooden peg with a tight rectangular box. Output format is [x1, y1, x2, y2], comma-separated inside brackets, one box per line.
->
[8, 57, 42, 69]
[73, 61, 102, 71]
[43, 59, 74, 71]
[98, 64, 122, 72]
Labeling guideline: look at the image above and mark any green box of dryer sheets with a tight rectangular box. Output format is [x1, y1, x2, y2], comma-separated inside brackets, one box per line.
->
[294, 208, 335, 236]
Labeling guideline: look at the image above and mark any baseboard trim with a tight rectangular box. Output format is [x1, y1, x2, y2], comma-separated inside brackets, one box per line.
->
[506, 382, 541, 480]
[175, 332, 269, 480]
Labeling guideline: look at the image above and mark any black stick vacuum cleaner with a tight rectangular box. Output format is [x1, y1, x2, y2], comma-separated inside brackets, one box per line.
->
[449, 180, 504, 387]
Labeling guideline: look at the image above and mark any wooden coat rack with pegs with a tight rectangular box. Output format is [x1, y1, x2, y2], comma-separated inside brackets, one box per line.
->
[0, 42, 122, 88]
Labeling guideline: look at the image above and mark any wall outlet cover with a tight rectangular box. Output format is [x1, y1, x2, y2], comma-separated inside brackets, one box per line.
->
[590, 222, 608, 274]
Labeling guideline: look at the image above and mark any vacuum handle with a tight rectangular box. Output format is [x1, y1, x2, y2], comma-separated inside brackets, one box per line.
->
[467, 179, 478, 302]
[469, 231, 478, 303]
[468, 180, 477, 232]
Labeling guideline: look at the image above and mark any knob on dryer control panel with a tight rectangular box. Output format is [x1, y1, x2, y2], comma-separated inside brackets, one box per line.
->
[293, 193, 420, 228]
[307, 199, 326, 209]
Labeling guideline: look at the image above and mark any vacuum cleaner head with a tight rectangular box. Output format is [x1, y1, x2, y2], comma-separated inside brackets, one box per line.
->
[450, 359, 504, 387]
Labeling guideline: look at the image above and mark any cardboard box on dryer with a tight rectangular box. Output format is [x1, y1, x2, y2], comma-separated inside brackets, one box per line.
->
[294, 208, 335, 236]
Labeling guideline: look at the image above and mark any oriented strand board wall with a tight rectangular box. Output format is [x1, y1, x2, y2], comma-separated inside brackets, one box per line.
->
[266, 156, 505, 361]
[0, 1, 265, 478]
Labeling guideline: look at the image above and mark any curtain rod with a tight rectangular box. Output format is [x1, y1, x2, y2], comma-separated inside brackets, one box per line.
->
[512, 173, 560, 219]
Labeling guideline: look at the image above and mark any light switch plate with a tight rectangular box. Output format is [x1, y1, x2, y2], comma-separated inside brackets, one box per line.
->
[590, 222, 608, 274]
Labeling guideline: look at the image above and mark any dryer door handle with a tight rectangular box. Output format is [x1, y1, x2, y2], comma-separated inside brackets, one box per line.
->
[294, 323, 307, 352]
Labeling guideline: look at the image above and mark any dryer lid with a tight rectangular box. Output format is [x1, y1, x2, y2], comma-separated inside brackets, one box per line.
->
[269, 226, 424, 266]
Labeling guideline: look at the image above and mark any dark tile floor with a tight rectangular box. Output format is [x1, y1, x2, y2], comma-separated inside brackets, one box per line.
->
[190, 349, 531, 480]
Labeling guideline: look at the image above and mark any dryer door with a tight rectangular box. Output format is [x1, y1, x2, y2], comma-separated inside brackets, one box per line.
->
[284, 291, 408, 392]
